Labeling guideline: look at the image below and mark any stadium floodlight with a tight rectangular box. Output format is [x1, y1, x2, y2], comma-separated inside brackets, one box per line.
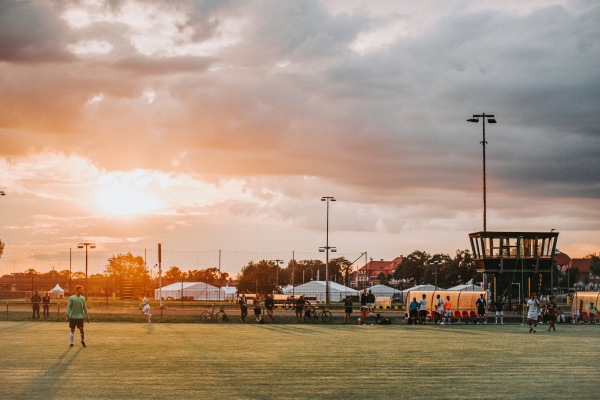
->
[467, 113, 497, 232]
[78, 242, 96, 296]
[320, 196, 336, 305]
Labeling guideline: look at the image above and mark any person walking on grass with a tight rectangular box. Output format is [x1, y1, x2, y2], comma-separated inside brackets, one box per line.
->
[344, 295, 353, 323]
[42, 291, 51, 320]
[67, 285, 89, 347]
[238, 292, 248, 323]
[545, 295, 557, 332]
[264, 294, 275, 323]
[443, 295, 452, 325]
[494, 296, 505, 325]
[31, 290, 41, 320]
[475, 294, 487, 324]
[141, 297, 152, 323]
[527, 292, 540, 333]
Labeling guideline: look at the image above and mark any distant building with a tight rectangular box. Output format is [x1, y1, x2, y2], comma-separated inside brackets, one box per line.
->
[350, 256, 403, 288]
[555, 251, 596, 289]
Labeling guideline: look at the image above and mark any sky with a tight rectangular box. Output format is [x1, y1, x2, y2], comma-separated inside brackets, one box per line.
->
[0, 0, 599, 276]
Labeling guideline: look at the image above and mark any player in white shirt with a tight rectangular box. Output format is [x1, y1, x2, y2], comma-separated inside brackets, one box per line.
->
[141, 297, 152, 323]
[526, 292, 540, 333]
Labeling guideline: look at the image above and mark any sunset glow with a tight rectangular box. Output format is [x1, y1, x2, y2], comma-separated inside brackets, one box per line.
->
[0, 0, 598, 275]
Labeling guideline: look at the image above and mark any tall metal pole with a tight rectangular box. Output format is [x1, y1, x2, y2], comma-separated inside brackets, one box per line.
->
[467, 113, 497, 232]
[321, 196, 335, 305]
[326, 198, 330, 305]
[482, 116, 487, 232]
[78, 242, 96, 297]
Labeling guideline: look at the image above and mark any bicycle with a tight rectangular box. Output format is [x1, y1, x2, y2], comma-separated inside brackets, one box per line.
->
[283, 295, 311, 310]
[303, 305, 332, 323]
[199, 304, 228, 322]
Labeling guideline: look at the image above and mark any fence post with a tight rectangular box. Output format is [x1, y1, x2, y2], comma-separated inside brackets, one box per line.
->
[6, 302, 8, 319]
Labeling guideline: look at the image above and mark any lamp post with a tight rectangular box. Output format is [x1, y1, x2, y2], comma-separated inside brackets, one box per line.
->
[270, 259, 284, 290]
[320, 196, 336, 305]
[78, 242, 96, 296]
[467, 113, 497, 232]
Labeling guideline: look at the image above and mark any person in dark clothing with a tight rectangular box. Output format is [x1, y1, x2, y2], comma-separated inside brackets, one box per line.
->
[295, 295, 306, 323]
[264, 294, 275, 323]
[238, 292, 248, 323]
[42, 291, 51, 319]
[367, 290, 376, 316]
[344, 296, 353, 323]
[31, 290, 41, 319]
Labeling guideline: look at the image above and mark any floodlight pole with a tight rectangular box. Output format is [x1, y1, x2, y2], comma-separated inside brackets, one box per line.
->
[78, 242, 96, 297]
[467, 113, 497, 232]
[321, 196, 336, 305]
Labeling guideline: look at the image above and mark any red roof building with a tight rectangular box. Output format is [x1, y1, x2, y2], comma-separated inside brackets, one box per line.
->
[350, 256, 403, 288]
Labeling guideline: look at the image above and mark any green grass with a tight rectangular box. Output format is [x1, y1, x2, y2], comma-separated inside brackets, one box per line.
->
[1, 322, 599, 400]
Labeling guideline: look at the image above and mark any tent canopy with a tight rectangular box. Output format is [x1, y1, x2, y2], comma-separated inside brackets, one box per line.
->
[364, 284, 402, 298]
[155, 282, 227, 301]
[49, 283, 65, 298]
[283, 281, 358, 302]
[447, 284, 483, 291]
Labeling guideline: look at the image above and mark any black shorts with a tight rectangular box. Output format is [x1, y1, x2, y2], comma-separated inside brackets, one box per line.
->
[477, 310, 485, 316]
[69, 318, 84, 329]
[547, 315, 556, 322]
[419, 310, 427, 318]
[254, 308, 261, 316]
[409, 310, 418, 318]
[345, 307, 352, 314]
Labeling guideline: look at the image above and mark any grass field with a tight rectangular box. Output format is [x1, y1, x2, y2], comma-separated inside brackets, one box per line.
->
[1, 321, 599, 400]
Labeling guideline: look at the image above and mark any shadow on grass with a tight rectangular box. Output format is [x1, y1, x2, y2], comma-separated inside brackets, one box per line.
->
[15, 347, 82, 400]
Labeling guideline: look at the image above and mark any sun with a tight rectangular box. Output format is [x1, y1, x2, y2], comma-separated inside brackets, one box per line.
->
[94, 175, 163, 217]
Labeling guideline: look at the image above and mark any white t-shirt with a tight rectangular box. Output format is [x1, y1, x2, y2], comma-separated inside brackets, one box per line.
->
[418, 299, 427, 311]
[437, 298, 445, 312]
[527, 298, 539, 314]
[142, 304, 151, 315]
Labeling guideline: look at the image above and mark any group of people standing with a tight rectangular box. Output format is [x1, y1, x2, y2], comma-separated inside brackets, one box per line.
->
[407, 294, 454, 325]
[237, 292, 276, 323]
[30, 290, 52, 320]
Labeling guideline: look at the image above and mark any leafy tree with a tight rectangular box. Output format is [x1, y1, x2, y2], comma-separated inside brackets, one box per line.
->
[236, 260, 281, 294]
[103, 253, 150, 297]
[586, 253, 600, 286]
[329, 257, 352, 285]
[283, 259, 325, 286]
[394, 250, 431, 286]
[164, 266, 184, 284]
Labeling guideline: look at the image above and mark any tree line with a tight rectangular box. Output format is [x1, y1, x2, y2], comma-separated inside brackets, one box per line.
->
[1, 245, 598, 299]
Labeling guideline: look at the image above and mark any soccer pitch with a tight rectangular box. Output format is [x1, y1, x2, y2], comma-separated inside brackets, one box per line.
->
[1, 322, 599, 400]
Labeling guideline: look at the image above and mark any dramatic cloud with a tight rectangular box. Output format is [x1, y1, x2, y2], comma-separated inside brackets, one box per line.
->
[0, 0, 598, 274]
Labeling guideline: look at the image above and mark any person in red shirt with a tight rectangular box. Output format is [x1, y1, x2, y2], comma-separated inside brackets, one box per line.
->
[545, 295, 558, 332]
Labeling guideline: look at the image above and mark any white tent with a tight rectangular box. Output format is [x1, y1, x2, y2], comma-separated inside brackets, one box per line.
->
[155, 282, 222, 301]
[367, 284, 402, 299]
[283, 281, 358, 302]
[49, 283, 65, 299]
[447, 284, 484, 291]
[220, 285, 237, 301]
[403, 284, 442, 302]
